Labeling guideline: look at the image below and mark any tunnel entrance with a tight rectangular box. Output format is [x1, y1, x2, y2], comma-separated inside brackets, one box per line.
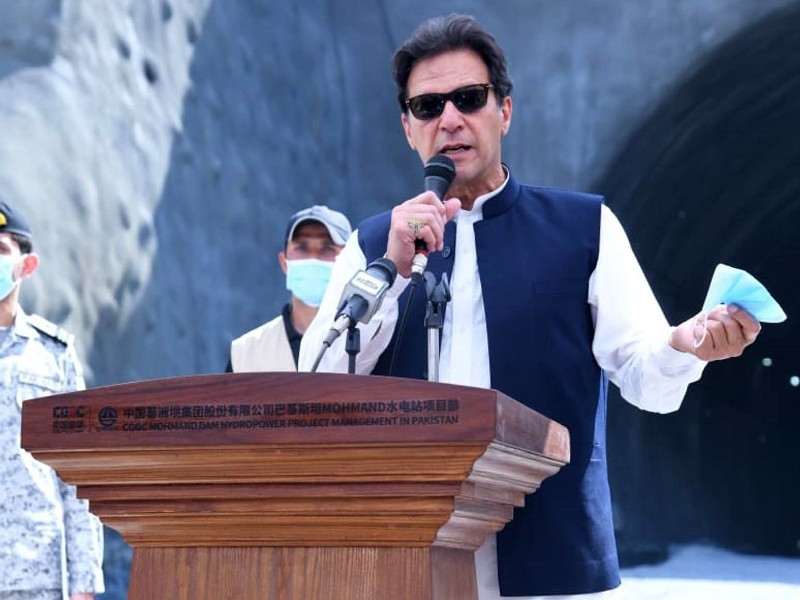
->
[594, 2, 800, 563]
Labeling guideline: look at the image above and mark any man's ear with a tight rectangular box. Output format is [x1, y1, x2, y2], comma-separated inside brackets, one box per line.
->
[500, 95, 512, 136]
[19, 252, 39, 279]
[278, 251, 288, 275]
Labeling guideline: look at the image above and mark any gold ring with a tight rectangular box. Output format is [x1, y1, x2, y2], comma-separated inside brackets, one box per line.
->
[407, 219, 425, 236]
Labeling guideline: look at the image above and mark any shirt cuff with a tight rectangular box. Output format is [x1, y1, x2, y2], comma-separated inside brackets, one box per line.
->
[655, 330, 708, 380]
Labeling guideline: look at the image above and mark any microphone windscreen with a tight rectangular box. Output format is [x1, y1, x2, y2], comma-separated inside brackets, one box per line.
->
[367, 257, 398, 286]
[423, 154, 456, 198]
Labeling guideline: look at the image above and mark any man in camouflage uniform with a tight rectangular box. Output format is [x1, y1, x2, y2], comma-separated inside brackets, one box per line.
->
[0, 201, 104, 600]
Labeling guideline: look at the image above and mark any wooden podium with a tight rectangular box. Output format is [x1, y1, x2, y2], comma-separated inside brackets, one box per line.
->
[21, 373, 569, 600]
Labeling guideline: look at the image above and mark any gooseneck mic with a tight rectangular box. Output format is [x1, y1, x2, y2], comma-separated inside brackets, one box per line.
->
[322, 257, 398, 348]
[311, 257, 397, 372]
[411, 154, 456, 277]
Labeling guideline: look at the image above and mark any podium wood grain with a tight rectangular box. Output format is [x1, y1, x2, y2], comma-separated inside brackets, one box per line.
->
[129, 547, 476, 600]
[22, 373, 569, 599]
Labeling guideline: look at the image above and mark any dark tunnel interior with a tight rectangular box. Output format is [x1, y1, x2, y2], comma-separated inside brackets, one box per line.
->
[595, 2, 800, 564]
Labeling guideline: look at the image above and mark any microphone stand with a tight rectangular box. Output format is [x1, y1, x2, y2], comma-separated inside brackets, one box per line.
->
[423, 272, 451, 382]
[345, 320, 360, 375]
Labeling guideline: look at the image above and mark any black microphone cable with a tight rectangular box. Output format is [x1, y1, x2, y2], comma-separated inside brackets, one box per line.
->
[387, 274, 419, 376]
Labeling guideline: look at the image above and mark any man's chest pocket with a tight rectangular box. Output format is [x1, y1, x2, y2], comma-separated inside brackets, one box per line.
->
[17, 371, 64, 404]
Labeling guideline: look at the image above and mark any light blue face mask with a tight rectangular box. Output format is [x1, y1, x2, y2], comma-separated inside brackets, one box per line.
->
[0, 255, 18, 301]
[692, 263, 785, 348]
[701, 263, 787, 323]
[285, 258, 333, 307]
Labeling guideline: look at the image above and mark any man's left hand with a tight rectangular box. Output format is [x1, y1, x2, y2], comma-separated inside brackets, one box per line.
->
[70, 594, 94, 600]
[669, 303, 761, 361]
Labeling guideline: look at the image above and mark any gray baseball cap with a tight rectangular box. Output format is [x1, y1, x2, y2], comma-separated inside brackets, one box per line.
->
[285, 205, 352, 246]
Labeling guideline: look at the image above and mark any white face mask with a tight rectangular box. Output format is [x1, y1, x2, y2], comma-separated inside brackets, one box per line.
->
[0, 254, 19, 301]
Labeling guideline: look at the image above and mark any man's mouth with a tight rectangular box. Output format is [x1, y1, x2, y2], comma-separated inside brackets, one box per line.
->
[439, 144, 471, 155]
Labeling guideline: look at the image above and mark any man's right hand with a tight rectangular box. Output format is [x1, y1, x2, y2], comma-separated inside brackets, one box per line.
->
[386, 192, 461, 277]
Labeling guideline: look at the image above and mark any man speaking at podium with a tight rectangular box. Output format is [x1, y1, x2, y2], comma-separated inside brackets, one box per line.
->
[298, 14, 760, 600]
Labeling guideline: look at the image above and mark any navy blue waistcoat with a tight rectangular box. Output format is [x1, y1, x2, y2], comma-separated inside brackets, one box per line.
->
[357, 171, 619, 596]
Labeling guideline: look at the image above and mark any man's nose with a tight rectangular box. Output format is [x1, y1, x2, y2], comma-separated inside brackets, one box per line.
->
[438, 100, 464, 130]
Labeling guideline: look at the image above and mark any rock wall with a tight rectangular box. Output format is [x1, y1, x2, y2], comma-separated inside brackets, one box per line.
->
[3, 0, 790, 385]
[1, 0, 212, 382]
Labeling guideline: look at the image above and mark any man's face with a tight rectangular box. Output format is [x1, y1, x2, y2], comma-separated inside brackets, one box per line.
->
[0, 233, 31, 280]
[280, 222, 342, 271]
[0, 233, 23, 264]
[401, 48, 512, 201]
[0, 232, 39, 303]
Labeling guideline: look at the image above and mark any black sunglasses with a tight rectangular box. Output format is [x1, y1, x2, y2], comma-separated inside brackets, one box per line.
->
[404, 83, 495, 120]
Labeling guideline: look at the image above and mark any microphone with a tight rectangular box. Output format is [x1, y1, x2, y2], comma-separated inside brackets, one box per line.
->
[323, 257, 398, 346]
[412, 154, 456, 276]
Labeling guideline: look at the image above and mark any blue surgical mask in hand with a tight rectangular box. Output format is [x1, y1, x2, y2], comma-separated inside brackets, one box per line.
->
[285, 258, 333, 307]
[701, 263, 787, 323]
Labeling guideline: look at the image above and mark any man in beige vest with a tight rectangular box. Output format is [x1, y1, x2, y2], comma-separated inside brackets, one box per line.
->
[228, 205, 352, 372]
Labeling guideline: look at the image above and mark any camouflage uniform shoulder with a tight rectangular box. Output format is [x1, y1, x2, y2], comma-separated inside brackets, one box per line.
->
[26, 313, 74, 347]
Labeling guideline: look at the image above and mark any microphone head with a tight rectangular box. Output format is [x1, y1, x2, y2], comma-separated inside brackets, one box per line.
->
[367, 256, 398, 286]
[423, 154, 456, 199]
